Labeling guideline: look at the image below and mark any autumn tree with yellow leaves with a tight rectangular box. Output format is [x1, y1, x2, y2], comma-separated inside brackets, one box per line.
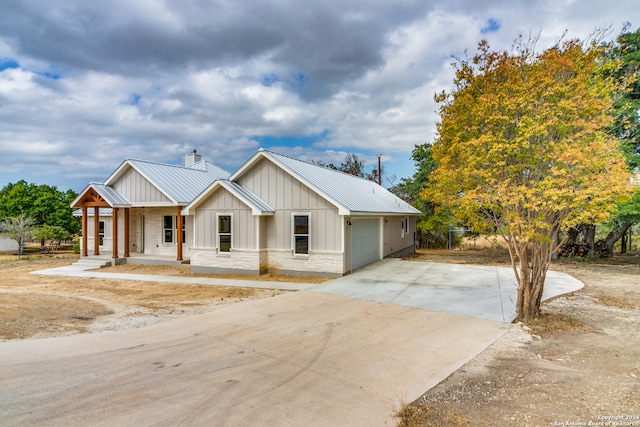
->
[425, 37, 632, 322]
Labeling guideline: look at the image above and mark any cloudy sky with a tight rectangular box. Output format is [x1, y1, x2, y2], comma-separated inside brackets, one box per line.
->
[1, 0, 639, 193]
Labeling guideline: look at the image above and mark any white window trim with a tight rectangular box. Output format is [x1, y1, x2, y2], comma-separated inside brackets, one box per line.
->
[163, 215, 174, 245]
[162, 215, 186, 245]
[179, 215, 186, 245]
[98, 220, 105, 246]
[401, 216, 409, 238]
[217, 213, 233, 253]
[292, 212, 310, 256]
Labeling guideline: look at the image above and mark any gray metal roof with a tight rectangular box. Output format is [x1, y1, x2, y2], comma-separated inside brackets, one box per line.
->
[221, 181, 274, 215]
[93, 183, 132, 207]
[72, 208, 113, 217]
[70, 183, 132, 208]
[106, 159, 230, 205]
[236, 150, 421, 216]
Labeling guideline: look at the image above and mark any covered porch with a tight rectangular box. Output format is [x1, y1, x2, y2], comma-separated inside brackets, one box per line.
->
[71, 184, 186, 263]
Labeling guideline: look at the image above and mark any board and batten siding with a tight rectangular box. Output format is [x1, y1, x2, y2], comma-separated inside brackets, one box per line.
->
[237, 158, 342, 252]
[383, 215, 416, 257]
[192, 189, 256, 250]
[112, 167, 171, 204]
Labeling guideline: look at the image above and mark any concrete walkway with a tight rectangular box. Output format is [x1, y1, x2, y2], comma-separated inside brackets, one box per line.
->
[0, 259, 583, 426]
[31, 263, 314, 291]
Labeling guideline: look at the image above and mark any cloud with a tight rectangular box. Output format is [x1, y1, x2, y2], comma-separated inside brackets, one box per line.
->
[0, 0, 639, 191]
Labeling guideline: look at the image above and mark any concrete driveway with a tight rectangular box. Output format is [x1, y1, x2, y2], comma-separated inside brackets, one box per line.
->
[0, 259, 582, 426]
[312, 258, 584, 323]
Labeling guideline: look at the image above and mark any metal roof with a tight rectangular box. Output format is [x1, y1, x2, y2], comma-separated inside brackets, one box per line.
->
[234, 150, 421, 216]
[106, 159, 230, 205]
[72, 208, 113, 217]
[94, 183, 132, 207]
[221, 181, 274, 215]
[70, 183, 132, 208]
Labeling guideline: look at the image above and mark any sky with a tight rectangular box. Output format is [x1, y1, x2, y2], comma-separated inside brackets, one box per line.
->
[1, 0, 639, 193]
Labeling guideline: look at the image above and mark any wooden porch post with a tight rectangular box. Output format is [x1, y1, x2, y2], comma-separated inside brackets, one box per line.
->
[81, 206, 88, 257]
[176, 206, 183, 261]
[93, 207, 100, 256]
[124, 208, 130, 258]
[112, 207, 119, 259]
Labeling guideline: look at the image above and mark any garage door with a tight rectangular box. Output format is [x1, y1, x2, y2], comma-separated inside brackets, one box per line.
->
[351, 217, 381, 271]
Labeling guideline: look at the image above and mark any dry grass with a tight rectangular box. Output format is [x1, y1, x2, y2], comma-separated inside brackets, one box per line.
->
[525, 312, 584, 338]
[592, 294, 637, 309]
[396, 403, 481, 427]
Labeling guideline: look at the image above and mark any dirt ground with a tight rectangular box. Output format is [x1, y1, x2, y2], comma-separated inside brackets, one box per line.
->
[0, 251, 327, 340]
[399, 249, 640, 427]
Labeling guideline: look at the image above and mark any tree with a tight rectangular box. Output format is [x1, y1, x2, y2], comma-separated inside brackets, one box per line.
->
[598, 26, 640, 255]
[0, 181, 79, 235]
[316, 154, 384, 183]
[389, 143, 455, 248]
[339, 153, 366, 177]
[33, 225, 70, 252]
[2, 214, 36, 258]
[425, 37, 632, 322]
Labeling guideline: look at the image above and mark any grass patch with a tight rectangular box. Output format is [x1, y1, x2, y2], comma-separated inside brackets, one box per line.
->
[396, 403, 480, 427]
[526, 312, 583, 338]
[594, 294, 636, 310]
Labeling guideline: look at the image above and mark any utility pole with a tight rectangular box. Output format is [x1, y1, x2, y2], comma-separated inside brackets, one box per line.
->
[377, 154, 382, 185]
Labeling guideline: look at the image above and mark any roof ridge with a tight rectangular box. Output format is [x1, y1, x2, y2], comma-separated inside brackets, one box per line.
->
[265, 150, 379, 183]
[127, 158, 193, 170]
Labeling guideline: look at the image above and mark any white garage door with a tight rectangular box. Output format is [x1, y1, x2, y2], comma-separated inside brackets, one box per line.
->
[351, 218, 381, 271]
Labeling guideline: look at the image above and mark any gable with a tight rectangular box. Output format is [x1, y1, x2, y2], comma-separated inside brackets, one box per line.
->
[111, 166, 171, 205]
[196, 186, 251, 211]
[236, 157, 336, 211]
[232, 150, 421, 216]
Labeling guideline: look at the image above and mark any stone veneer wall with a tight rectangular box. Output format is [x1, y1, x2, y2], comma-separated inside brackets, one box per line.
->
[190, 247, 265, 275]
[190, 247, 344, 277]
[263, 249, 343, 277]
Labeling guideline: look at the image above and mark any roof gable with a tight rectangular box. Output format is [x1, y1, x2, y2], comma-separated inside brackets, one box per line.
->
[231, 150, 420, 216]
[182, 180, 274, 216]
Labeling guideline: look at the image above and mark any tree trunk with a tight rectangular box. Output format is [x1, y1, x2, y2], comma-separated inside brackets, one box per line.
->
[604, 221, 633, 256]
[508, 239, 553, 323]
[584, 225, 595, 255]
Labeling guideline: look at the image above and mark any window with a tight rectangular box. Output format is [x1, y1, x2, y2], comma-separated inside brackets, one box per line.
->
[181, 215, 186, 244]
[218, 215, 231, 252]
[163, 215, 173, 243]
[98, 221, 105, 246]
[293, 215, 309, 255]
[401, 217, 409, 238]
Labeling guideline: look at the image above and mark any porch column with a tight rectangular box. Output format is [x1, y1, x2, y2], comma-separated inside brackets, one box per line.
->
[176, 206, 183, 261]
[81, 206, 88, 257]
[124, 208, 130, 258]
[93, 207, 100, 256]
[112, 207, 119, 259]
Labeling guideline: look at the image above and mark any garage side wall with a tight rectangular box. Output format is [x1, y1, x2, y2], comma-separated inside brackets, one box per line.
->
[383, 215, 416, 258]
